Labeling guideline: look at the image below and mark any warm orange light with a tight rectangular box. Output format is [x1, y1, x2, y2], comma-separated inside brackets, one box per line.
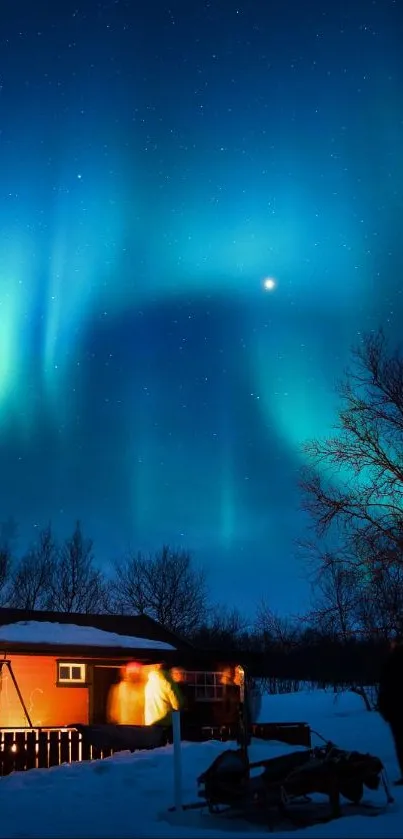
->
[220, 665, 244, 687]
[107, 665, 146, 725]
[0, 654, 89, 727]
[234, 665, 245, 687]
[220, 667, 234, 685]
[11, 743, 17, 753]
[144, 666, 181, 726]
[171, 667, 185, 683]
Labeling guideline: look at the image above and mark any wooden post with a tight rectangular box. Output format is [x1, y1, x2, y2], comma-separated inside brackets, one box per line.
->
[172, 711, 183, 811]
[236, 664, 249, 766]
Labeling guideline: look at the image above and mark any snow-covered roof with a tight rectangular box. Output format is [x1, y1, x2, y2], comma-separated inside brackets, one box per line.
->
[0, 621, 175, 651]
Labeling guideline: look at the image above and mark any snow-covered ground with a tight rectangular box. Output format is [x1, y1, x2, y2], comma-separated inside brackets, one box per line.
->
[0, 688, 401, 838]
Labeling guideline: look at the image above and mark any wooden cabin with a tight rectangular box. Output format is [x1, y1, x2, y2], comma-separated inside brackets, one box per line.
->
[0, 609, 310, 777]
[0, 608, 241, 731]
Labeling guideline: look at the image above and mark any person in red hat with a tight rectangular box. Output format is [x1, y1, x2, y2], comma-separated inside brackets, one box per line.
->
[107, 661, 146, 725]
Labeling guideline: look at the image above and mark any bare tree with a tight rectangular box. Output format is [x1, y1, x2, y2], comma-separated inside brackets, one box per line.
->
[110, 551, 149, 616]
[255, 601, 301, 651]
[111, 545, 208, 635]
[9, 525, 56, 610]
[47, 521, 106, 613]
[192, 604, 250, 649]
[253, 603, 303, 694]
[304, 551, 362, 641]
[209, 604, 249, 639]
[354, 563, 403, 640]
[301, 330, 403, 569]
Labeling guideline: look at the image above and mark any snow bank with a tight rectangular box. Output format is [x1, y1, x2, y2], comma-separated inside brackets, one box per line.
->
[258, 687, 364, 723]
[0, 620, 175, 651]
[0, 689, 401, 838]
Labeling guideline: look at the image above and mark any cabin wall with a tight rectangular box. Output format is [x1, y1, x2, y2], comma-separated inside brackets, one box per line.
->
[0, 655, 89, 727]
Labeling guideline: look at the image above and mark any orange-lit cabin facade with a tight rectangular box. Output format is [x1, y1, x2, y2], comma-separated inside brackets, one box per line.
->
[1, 653, 89, 728]
[0, 650, 241, 729]
[0, 610, 242, 731]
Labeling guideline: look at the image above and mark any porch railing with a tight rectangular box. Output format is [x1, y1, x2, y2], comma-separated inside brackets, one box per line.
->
[0, 721, 311, 777]
[181, 721, 311, 748]
[0, 727, 113, 777]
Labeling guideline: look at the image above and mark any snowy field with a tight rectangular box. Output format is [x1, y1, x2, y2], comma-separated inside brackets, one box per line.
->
[0, 688, 401, 838]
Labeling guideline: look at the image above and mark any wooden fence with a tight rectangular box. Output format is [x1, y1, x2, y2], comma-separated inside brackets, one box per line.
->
[182, 722, 311, 748]
[251, 722, 311, 747]
[0, 721, 311, 778]
[0, 728, 114, 777]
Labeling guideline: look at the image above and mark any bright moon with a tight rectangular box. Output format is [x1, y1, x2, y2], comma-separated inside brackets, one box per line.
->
[263, 277, 276, 291]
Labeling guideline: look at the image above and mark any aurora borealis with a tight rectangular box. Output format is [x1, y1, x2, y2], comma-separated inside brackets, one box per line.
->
[1, 0, 403, 612]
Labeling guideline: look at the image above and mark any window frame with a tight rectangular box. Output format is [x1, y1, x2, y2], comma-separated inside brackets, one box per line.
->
[183, 670, 225, 702]
[56, 661, 87, 687]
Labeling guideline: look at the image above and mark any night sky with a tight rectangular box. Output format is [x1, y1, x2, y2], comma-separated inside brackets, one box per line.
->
[1, 0, 402, 614]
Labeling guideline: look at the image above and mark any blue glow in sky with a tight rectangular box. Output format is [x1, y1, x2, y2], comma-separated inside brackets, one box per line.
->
[1, 0, 402, 613]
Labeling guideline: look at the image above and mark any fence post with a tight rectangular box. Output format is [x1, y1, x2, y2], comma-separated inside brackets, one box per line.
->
[172, 711, 183, 811]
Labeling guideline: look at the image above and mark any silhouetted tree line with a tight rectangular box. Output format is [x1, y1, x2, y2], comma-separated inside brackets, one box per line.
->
[0, 517, 391, 691]
[1, 330, 402, 698]
[0, 521, 108, 616]
[248, 634, 388, 688]
[0, 524, 210, 637]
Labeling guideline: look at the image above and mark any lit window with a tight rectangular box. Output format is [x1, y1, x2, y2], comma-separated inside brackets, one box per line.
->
[57, 662, 86, 684]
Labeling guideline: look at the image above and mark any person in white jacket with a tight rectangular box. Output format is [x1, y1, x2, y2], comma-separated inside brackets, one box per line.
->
[144, 663, 182, 726]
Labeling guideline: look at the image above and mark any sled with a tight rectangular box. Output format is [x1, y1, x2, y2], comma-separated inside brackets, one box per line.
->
[196, 741, 393, 828]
